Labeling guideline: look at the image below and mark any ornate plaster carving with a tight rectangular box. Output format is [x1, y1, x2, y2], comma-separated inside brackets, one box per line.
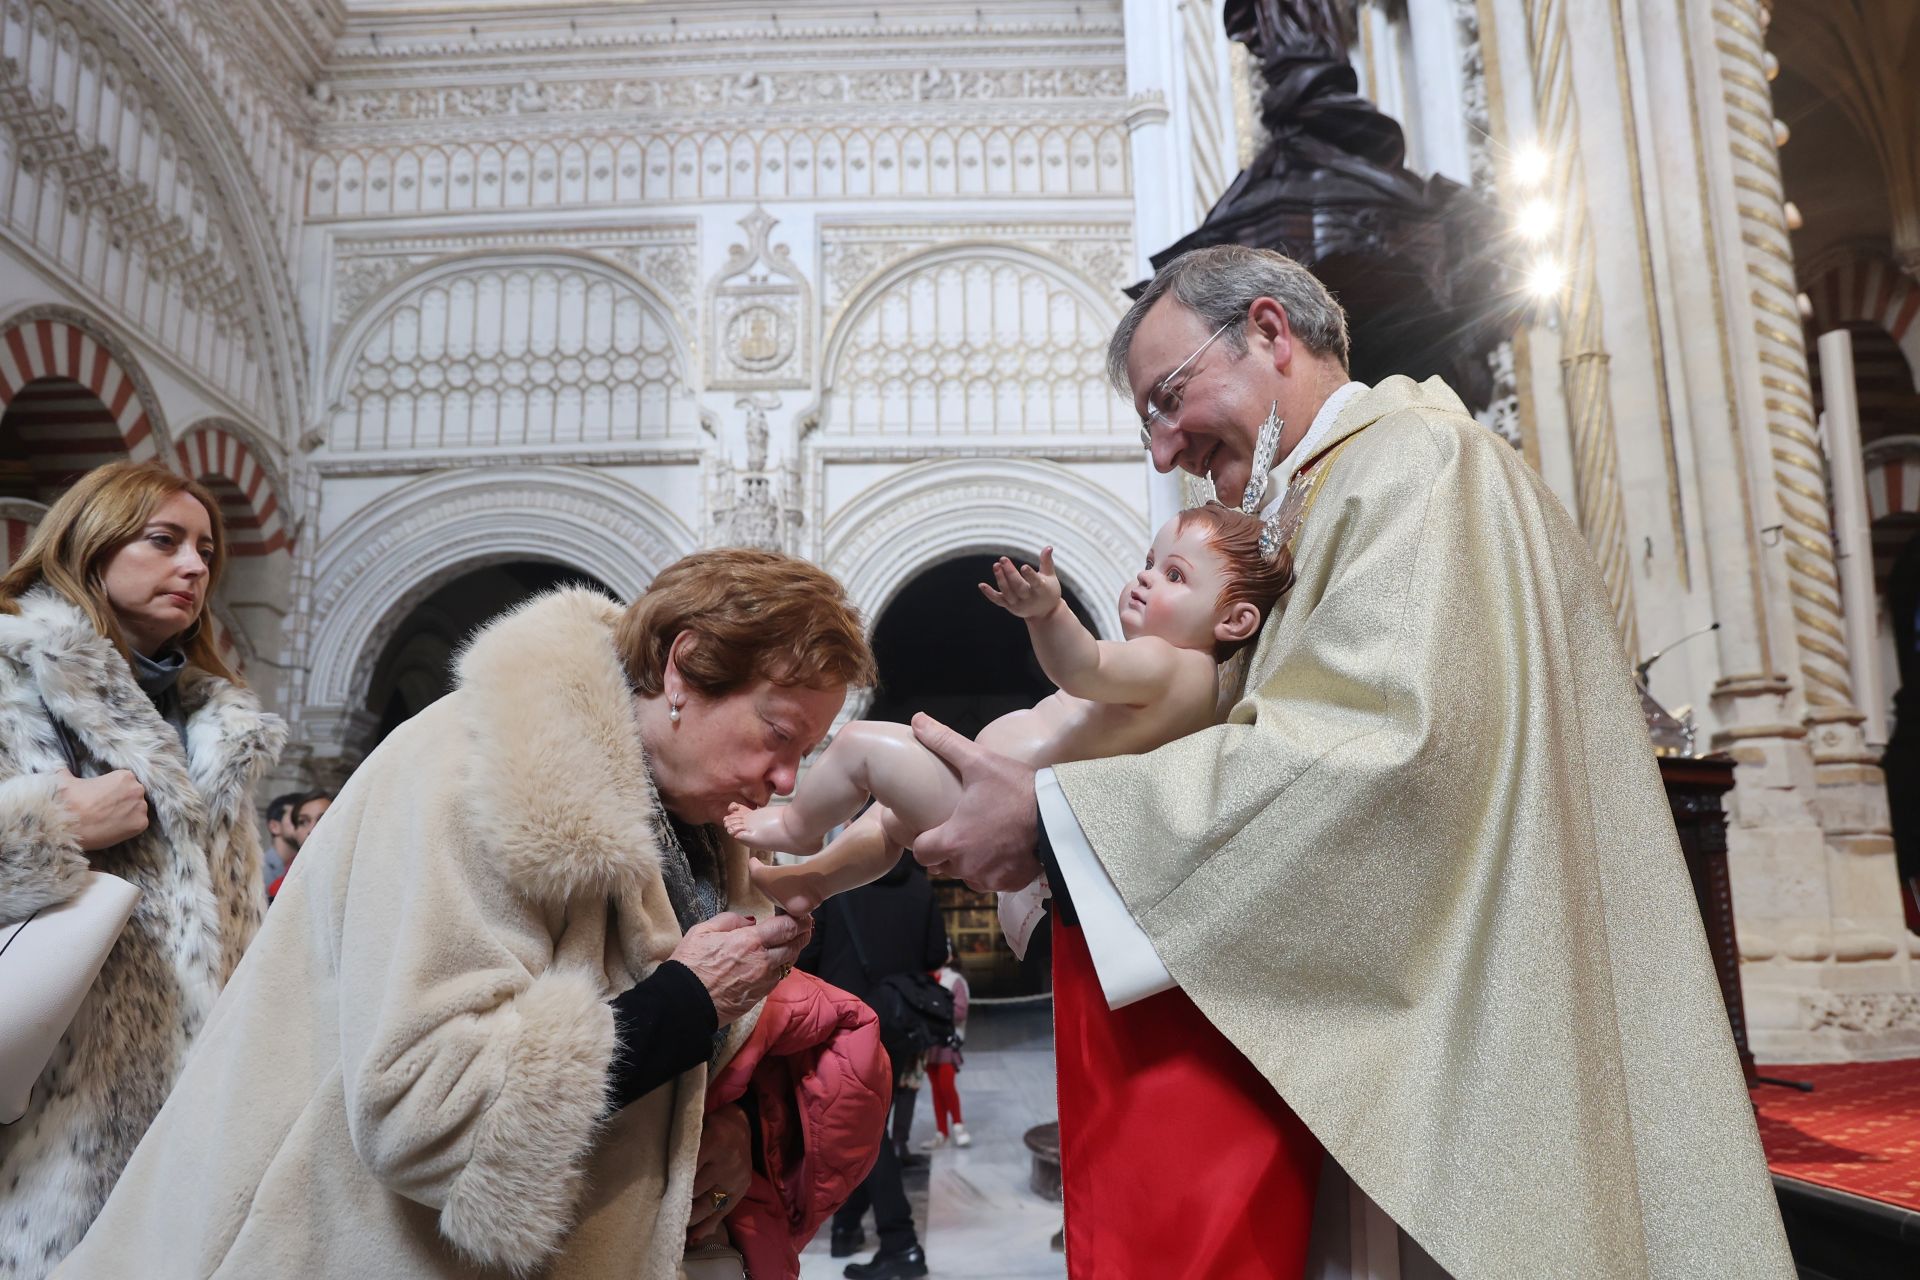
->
[817, 243, 1127, 441]
[1805, 992, 1920, 1034]
[312, 66, 1129, 125]
[305, 119, 1131, 219]
[324, 252, 700, 452]
[821, 456, 1145, 643]
[820, 220, 1134, 315]
[1451, 0, 1496, 193]
[1474, 340, 1523, 450]
[300, 465, 697, 716]
[709, 395, 805, 553]
[705, 208, 811, 391]
[328, 224, 699, 343]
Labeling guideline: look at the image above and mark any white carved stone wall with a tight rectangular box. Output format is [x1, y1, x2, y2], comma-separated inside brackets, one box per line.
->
[275, 3, 1152, 769]
[822, 456, 1146, 642]
[821, 247, 1125, 439]
[328, 256, 698, 452]
[308, 114, 1129, 220]
[0, 0, 1168, 819]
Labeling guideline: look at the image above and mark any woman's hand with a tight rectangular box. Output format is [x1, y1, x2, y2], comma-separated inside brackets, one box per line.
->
[54, 768, 149, 851]
[686, 1103, 754, 1246]
[669, 911, 811, 1026]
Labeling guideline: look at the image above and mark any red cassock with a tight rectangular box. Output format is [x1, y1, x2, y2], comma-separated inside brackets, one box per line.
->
[1053, 921, 1324, 1279]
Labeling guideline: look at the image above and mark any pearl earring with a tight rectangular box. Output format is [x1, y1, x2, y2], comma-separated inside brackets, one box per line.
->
[668, 699, 682, 723]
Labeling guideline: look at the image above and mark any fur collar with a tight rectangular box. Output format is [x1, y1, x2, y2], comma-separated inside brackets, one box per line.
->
[455, 588, 670, 908]
[0, 587, 284, 842]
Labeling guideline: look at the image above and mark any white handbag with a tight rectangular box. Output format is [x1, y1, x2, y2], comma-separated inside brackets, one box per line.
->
[0, 870, 140, 1123]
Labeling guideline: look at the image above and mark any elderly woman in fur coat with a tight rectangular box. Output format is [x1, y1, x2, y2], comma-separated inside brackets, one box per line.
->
[63, 549, 886, 1279]
[0, 461, 286, 1278]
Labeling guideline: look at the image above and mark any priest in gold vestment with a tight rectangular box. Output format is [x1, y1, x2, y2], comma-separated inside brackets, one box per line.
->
[907, 246, 1795, 1279]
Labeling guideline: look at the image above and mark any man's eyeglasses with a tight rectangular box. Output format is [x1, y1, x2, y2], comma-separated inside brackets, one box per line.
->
[1139, 320, 1234, 449]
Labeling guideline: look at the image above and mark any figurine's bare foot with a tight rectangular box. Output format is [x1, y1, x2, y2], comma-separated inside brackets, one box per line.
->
[723, 802, 823, 855]
[748, 859, 831, 918]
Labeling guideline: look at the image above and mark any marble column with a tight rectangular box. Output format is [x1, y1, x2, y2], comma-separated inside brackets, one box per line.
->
[1123, 0, 1210, 528]
[1476, 0, 1915, 1058]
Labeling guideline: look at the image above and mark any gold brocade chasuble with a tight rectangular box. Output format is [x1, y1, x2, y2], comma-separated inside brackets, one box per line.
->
[1052, 377, 1793, 1280]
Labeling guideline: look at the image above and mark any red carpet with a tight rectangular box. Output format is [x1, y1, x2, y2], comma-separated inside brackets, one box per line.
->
[1752, 1059, 1920, 1212]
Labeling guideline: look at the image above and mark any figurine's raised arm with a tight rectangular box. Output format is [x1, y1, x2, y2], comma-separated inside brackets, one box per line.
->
[734, 504, 1293, 917]
[981, 548, 1195, 706]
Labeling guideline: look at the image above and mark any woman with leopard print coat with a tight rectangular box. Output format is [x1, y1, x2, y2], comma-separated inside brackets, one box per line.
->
[0, 463, 284, 1279]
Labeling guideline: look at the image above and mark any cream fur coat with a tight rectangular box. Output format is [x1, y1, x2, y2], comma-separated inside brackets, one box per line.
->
[0, 587, 286, 1279]
[60, 588, 768, 1280]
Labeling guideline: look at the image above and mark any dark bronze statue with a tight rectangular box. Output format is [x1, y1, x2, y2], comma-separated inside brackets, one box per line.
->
[1145, 0, 1512, 407]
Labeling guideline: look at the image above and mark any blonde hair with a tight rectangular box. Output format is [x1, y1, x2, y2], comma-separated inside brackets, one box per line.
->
[0, 461, 239, 683]
[1173, 501, 1295, 660]
[616, 547, 877, 698]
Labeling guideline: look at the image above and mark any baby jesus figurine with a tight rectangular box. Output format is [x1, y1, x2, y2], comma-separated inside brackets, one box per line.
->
[727, 501, 1294, 916]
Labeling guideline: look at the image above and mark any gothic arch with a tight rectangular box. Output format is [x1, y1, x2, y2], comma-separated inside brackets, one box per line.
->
[174, 419, 291, 555]
[1865, 437, 1920, 522]
[322, 252, 700, 452]
[818, 244, 1126, 438]
[1805, 252, 1920, 389]
[301, 466, 697, 715]
[0, 306, 168, 462]
[822, 457, 1146, 642]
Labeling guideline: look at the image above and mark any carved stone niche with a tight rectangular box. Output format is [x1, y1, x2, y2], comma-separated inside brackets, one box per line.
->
[707, 207, 812, 391]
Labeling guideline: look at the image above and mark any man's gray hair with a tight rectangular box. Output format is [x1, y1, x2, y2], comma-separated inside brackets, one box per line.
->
[1107, 245, 1350, 392]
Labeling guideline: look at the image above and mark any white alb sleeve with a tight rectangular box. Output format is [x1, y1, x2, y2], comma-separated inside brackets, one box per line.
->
[1034, 767, 1176, 1009]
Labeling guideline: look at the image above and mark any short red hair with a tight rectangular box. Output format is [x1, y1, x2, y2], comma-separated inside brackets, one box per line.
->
[1173, 502, 1294, 660]
[615, 548, 877, 697]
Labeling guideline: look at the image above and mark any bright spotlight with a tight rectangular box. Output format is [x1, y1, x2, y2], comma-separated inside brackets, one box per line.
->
[1512, 146, 1551, 187]
[1516, 198, 1556, 241]
[1526, 258, 1566, 300]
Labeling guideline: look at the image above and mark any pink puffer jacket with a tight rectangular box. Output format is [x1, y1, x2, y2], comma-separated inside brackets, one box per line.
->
[707, 969, 891, 1280]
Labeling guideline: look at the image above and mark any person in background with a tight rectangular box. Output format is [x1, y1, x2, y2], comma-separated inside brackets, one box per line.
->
[799, 850, 944, 1280]
[292, 790, 331, 844]
[267, 790, 332, 900]
[267, 790, 333, 901]
[0, 461, 285, 1278]
[263, 791, 306, 886]
[921, 940, 970, 1150]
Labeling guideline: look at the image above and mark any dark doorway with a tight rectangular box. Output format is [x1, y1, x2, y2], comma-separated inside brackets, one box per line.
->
[863, 555, 1099, 997]
[366, 560, 614, 748]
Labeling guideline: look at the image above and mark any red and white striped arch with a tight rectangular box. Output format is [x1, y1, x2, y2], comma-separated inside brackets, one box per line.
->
[1806, 255, 1920, 390]
[1867, 447, 1920, 523]
[0, 316, 162, 482]
[0, 498, 47, 568]
[174, 423, 289, 556]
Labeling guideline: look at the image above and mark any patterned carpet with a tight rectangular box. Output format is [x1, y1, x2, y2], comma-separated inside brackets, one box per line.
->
[1753, 1059, 1920, 1212]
